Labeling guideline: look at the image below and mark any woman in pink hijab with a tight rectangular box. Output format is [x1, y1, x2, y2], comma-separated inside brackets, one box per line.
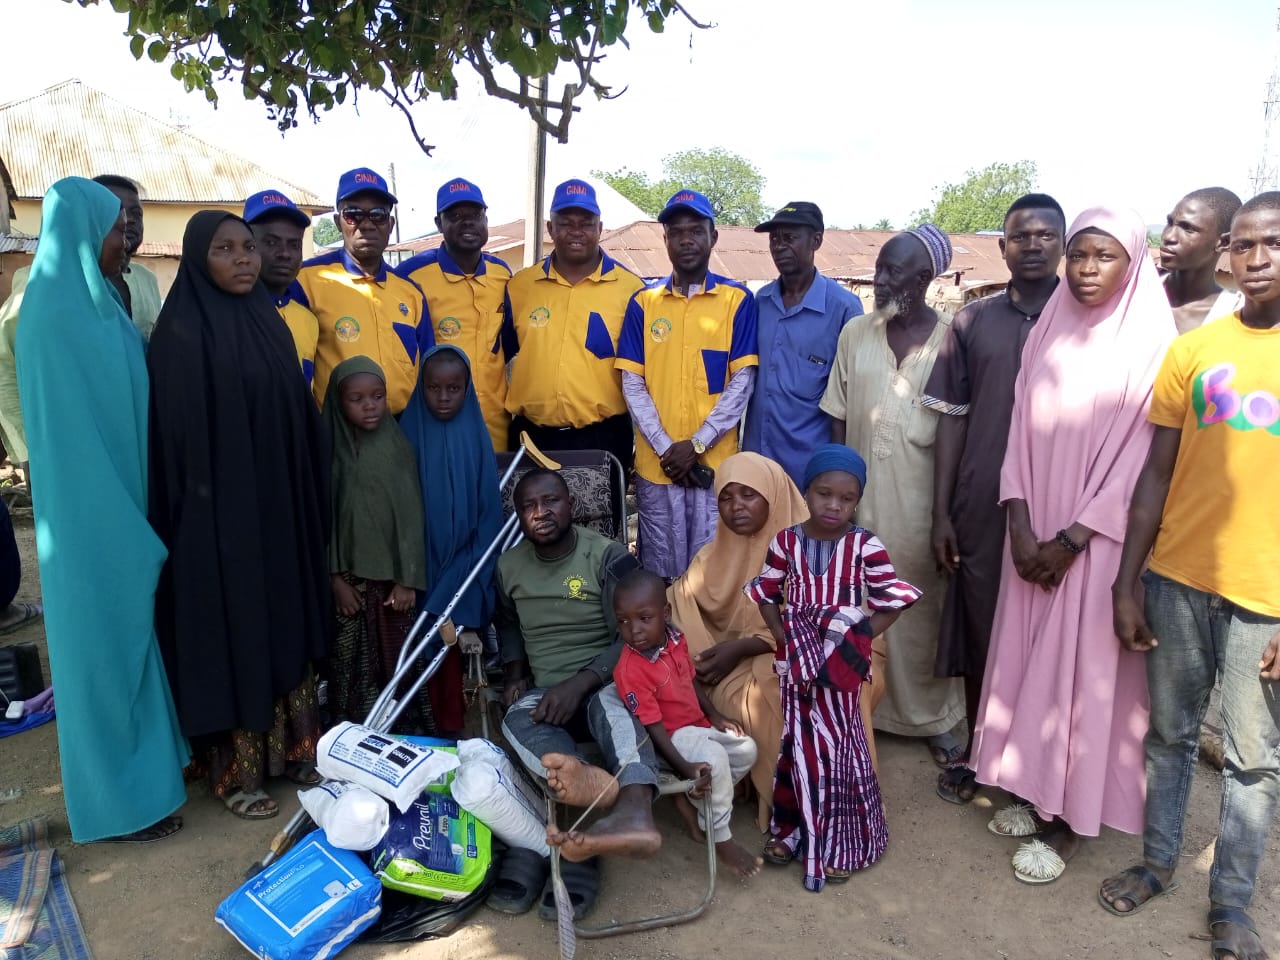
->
[969, 207, 1178, 884]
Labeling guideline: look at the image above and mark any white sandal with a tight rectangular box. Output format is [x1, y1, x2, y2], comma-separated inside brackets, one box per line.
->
[987, 802, 1038, 838]
[1011, 839, 1065, 884]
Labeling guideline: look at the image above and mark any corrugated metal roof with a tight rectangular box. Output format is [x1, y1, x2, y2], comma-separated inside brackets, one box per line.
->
[388, 219, 1024, 284]
[0, 233, 181, 257]
[0, 80, 326, 208]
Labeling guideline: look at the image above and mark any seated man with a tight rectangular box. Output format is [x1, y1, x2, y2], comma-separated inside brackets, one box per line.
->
[498, 468, 661, 866]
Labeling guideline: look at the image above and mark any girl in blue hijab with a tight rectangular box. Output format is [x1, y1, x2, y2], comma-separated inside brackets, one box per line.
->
[16, 177, 188, 842]
[399, 344, 503, 733]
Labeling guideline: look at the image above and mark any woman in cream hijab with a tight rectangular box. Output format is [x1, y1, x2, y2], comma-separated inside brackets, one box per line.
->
[671, 452, 878, 829]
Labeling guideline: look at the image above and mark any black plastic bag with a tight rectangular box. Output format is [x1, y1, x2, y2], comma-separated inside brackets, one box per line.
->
[357, 844, 503, 942]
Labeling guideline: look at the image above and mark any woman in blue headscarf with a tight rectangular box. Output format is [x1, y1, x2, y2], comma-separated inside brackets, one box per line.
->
[16, 176, 188, 842]
[399, 344, 503, 733]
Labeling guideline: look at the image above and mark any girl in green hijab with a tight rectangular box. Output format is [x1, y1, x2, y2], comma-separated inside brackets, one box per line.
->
[323, 356, 429, 729]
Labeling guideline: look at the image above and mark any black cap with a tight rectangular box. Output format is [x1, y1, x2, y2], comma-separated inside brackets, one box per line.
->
[755, 201, 824, 233]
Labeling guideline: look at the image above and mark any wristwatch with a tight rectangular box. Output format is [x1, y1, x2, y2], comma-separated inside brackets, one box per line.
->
[690, 437, 707, 455]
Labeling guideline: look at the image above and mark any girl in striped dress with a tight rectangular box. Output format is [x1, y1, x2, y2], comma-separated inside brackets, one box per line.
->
[747, 444, 920, 891]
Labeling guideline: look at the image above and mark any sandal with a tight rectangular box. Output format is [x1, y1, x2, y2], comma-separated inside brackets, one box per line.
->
[824, 867, 852, 884]
[988, 802, 1039, 837]
[486, 847, 549, 916]
[94, 815, 183, 843]
[927, 731, 965, 767]
[1012, 839, 1065, 885]
[1208, 905, 1267, 960]
[224, 789, 279, 820]
[0, 601, 42, 636]
[936, 764, 978, 805]
[284, 762, 322, 786]
[762, 839, 793, 865]
[538, 857, 599, 921]
[1097, 864, 1179, 917]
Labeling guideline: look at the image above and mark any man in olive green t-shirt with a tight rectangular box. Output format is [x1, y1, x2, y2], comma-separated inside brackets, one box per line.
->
[498, 468, 661, 870]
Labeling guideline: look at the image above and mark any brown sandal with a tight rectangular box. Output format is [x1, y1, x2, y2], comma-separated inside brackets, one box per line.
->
[224, 789, 279, 820]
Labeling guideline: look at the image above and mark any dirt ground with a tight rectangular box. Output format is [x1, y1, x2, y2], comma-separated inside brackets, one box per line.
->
[2, 505, 1278, 960]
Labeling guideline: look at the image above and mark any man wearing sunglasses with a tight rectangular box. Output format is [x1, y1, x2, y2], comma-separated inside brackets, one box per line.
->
[295, 167, 432, 413]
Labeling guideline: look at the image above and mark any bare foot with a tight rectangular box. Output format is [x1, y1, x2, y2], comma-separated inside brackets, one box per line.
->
[542, 753, 619, 808]
[717, 838, 763, 879]
[674, 793, 705, 842]
[547, 787, 661, 862]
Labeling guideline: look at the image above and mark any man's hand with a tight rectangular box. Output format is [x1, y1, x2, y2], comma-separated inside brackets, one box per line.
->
[531, 673, 596, 726]
[931, 515, 960, 575]
[660, 440, 698, 484]
[1112, 590, 1157, 652]
[503, 675, 530, 707]
[1260, 631, 1280, 681]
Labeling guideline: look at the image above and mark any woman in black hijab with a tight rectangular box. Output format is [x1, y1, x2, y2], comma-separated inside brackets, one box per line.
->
[149, 211, 330, 820]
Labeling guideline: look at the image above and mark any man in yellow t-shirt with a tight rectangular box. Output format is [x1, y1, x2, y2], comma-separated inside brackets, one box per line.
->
[295, 167, 432, 413]
[615, 189, 758, 578]
[1105, 194, 1280, 947]
[503, 179, 644, 469]
[243, 189, 320, 389]
[396, 178, 512, 451]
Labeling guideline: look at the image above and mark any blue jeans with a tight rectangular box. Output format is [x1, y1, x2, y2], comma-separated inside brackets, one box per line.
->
[1143, 571, 1280, 909]
[502, 682, 658, 793]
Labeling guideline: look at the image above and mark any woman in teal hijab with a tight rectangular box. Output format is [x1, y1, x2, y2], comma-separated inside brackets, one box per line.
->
[16, 177, 188, 842]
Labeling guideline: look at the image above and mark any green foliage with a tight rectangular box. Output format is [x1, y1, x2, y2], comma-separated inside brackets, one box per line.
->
[912, 161, 1037, 233]
[873, 218, 893, 231]
[595, 147, 767, 226]
[87, 0, 695, 149]
[311, 216, 340, 247]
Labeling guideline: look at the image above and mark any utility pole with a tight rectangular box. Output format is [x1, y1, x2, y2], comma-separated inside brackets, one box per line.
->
[1252, 8, 1280, 194]
[387, 162, 402, 246]
[524, 76, 548, 267]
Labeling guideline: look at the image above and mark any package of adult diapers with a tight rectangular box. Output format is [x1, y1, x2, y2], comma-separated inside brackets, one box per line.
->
[215, 829, 381, 960]
[451, 748, 549, 857]
[298, 781, 390, 851]
[316, 722, 459, 813]
[368, 792, 492, 902]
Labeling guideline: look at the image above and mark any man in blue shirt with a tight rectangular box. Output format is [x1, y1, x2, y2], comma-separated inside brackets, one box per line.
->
[742, 202, 863, 487]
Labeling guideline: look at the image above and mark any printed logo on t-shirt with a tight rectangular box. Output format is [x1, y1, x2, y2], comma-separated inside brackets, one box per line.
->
[649, 318, 672, 343]
[624, 691, 640, 715]
[437, 316, 462, 340]
[1194, 363, 1280, 435]
[529, 306, 551, 329]
[334, 316, 361, 343]
[399, 302, 410, 316]
[563, 574, 589, 600]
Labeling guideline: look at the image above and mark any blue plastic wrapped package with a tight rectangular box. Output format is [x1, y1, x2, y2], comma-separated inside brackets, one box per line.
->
[216, 829, 382, 959]
[369, 793, 492, 902]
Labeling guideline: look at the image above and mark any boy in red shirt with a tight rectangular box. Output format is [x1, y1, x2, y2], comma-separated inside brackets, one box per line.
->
[612, 568, 762, 878]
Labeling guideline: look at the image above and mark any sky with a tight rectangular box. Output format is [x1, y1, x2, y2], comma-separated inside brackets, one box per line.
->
[6, 0, 1280, 239]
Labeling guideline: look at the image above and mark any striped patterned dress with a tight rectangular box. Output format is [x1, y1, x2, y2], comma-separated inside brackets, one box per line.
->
[747, 524, 920, 891]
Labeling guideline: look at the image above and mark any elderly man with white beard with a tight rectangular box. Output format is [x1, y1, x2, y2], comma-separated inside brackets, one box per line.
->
[819, 224, 966, 768]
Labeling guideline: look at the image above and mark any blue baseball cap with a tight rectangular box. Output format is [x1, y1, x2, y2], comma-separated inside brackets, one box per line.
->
[335, 167, 397, 206]
[658, 188, 715, 224]
[242, 189, 311, 228]
[549, 178, 600, 216]
[437, 178, 486, 213]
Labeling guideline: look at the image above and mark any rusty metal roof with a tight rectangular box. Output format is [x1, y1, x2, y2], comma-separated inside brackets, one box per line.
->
[0, 80, 326, 208]
[390, 219, 1017, 284]
[600, 221, 1013, 283]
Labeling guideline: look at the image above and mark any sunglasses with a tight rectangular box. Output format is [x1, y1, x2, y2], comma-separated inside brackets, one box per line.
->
[339, 207, 391, 226]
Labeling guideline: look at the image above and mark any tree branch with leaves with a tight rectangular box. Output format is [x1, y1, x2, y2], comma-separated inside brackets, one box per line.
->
[85, 0, 708, 151]
[912, 161, 1038, 233]
[596, 147, 767, 226]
